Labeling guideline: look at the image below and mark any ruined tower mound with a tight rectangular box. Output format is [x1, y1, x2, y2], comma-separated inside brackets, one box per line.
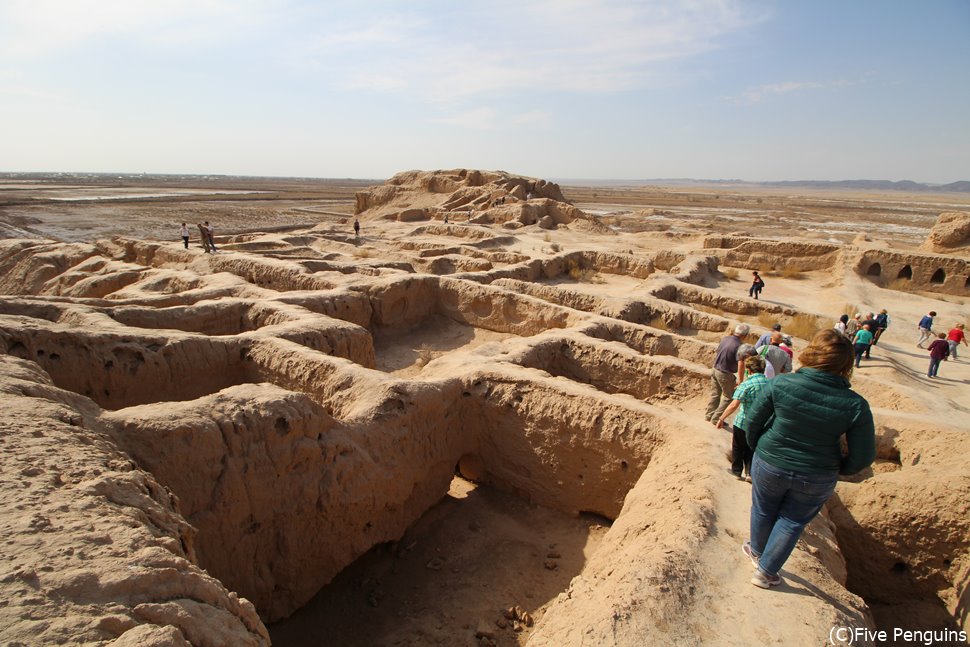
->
[353, 169, 595, 230]
[921, 211, 970, 254]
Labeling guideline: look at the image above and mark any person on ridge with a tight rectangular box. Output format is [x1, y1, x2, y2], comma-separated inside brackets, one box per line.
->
[756, 332, 792, 378]
[197, 223, 212, 253]
[872, 309, 890, 345]
[916, 311, 936, 348]
[834, 314, 849, 338]
[743, 329, 875, 589]
[749, 271, 765, 299]
[845, 313, 861, 339]
[927, 332, 950, 378]
[354, 218, 361, 237]
[853, 323, 874, 368]
[203, 221, 217, 253]
[179, 222, 190, 249]
[756, 324, 781, 349]
[860, 313, 879, 359]
[706, 324, 750, 425]
[715, 355, 768, 482]
[946, 323, 967, 360]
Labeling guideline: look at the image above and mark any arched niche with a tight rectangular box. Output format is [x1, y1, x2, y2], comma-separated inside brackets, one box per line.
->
[930, 268, 946, 284]
[866, 262, 882, 277]
[897, 265, 913, 280]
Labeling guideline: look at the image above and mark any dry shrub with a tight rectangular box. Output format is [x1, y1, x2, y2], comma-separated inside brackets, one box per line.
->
[566, 259, 601, 283]
[549, 243, 562, 252]
[786, 313, 821, 340]
[759, 265, 778, 277]
[721, 267, 740, 280]
[757, 311, 777, 329]
[352, 247, 374, 258]
[543, 233, 552, 242]
[781, 267, 803, 280]
[839, 302, 861, 318]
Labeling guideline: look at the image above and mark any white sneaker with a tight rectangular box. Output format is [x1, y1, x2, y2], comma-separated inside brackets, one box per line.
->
[751, 570, 782, 589]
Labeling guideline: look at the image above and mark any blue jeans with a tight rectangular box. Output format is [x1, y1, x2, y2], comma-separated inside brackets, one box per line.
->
[749, 453, 838, 577]
[928, 357, 942, 377]
[853, 343, 867, 367]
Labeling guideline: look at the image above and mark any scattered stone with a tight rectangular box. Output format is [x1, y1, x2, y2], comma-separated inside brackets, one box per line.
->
[474, 620, 495, 639]
[426, 557, 444, 571]
[544, 559, 558, 570]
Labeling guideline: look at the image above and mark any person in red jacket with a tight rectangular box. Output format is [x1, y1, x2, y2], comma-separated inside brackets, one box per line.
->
[927, 333, 950, 378]
[946, 323, 967, 360]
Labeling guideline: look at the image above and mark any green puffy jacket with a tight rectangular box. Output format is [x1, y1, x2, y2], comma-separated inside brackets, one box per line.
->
[745, 368, 876, 475]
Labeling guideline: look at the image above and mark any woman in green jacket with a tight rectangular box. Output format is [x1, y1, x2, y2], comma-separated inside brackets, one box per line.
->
[742, 329, 876, 588]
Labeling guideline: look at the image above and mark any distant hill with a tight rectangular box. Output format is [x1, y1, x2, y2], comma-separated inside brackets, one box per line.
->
[557, 178, 970, 193]
[759, 179, 970, 193]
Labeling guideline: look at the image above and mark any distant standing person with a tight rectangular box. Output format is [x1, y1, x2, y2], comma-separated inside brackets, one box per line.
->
[743, 329, 875, 589]
[197, 223, 212, 253]
[204, 221, 217, 253]
[946, 323, 967, 360]
[927, 333, 950, 378]
[749, 272, 764, 300]
[872, 309, 890, 345]
[354, 218, 360, 237]
[179, 222, 190, 249]
[715, 355, 768, 481]
[916, 311, 936, 348]
[705, 324, 751, 425]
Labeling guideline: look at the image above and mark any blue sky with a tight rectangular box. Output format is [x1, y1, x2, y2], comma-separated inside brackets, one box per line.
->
[1, 0, 968, 182]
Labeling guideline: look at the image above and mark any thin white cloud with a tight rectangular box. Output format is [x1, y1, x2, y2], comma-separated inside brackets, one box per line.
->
[511, 110, 551, 126]
[728, 79, 859, 104]
[430, 107, 499, 129]
[300, 0, 762, 102]
[0, 0, 281, 58]
[429, 107, 551, 130]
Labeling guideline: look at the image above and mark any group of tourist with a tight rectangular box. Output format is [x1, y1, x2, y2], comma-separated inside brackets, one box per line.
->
[709, 291, 967, 590]
[707, 321, 876, 590]
[833, 310, 888, 368]
[915, 310, 967, 377]
[179, 221, 218, 253]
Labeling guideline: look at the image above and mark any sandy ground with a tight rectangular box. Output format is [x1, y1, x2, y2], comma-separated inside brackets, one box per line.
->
[1, 173, 968, 645]
[269, 477, 609, 647]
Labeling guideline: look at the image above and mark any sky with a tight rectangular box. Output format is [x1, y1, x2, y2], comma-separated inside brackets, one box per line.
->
[1, 0, 968, 182]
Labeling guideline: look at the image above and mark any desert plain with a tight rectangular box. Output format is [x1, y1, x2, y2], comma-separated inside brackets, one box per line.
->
[0, 170, 968, 646]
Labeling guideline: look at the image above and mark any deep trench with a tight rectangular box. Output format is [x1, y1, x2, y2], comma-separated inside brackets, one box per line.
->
[268, 476, 613, 647]
[829, 492, 966, 642]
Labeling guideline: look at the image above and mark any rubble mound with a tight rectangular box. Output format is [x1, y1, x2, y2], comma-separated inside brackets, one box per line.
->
[354, 169, 599, 230]
[921, 211, 970, 254]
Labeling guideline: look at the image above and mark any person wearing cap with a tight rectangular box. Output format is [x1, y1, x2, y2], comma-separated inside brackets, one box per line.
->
[779, 336, 794, 359]
[706, 324, 751, 424]
[756, 324, 782, 349]
[756, 332, 792, 378]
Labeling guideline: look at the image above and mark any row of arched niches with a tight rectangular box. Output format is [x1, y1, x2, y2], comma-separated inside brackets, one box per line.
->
[866, 261, 970, 289]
